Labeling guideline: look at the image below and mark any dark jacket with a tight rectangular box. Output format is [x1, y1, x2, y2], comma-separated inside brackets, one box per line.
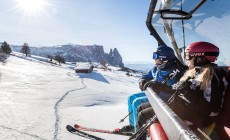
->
[170, 64, 228, 128]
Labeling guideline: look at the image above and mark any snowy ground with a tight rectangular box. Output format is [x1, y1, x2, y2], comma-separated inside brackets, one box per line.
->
[0, 55, 140, 140]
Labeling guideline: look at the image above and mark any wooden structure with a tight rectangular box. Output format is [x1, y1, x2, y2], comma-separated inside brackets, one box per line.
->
[74, 62, 93, 73]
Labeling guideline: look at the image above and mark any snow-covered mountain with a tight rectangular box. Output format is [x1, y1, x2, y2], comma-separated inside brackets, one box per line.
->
[0, 54, 139, 140]
[10, 44, 124, 67]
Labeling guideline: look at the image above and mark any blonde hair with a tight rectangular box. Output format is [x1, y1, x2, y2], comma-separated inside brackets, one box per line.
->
[179, 65, 215, 90]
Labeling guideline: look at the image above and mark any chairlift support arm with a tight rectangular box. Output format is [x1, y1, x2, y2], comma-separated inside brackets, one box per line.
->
[146, 0, 166, 46]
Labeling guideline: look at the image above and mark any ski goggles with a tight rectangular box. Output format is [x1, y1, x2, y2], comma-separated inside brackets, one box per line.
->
[152, 52, 159, 59]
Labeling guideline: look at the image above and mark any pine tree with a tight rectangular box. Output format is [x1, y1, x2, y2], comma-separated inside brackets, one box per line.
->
[21, 43, 31, 57]
[1, 41, 12, 54]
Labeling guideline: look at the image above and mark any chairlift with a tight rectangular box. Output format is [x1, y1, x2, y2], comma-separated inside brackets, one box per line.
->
[143, 0, 230, 140]
[142, 0, 209, 140]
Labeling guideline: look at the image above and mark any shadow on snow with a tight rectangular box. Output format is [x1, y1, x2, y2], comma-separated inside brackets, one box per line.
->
[78, 71, 110, 84]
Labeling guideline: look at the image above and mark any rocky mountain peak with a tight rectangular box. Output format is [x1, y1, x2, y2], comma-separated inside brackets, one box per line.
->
[10, 44, 124, 67]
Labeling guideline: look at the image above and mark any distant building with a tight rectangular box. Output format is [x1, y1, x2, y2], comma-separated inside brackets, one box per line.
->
[74, 62, 93, 73]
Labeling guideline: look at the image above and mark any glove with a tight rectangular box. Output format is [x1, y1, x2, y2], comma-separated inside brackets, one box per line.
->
[139, 79, 148, 91]
[143, 81, 172, 94]
[143, 80, 160, 91]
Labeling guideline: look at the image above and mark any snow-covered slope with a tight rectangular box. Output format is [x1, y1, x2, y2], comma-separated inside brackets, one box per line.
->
[0, 55, 140, 140]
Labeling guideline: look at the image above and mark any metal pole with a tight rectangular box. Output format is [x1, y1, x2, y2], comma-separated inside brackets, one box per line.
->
[146, 0, 166, 46]
[161, 1, 184, 64]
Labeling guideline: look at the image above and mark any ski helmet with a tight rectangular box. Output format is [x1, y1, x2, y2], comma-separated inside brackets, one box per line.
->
[185, 42, 219, 62]
[153, 46, 176, 62]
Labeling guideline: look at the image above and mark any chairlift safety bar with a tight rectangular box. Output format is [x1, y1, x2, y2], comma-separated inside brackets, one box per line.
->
[157, 0, 207, 20]
[145, 87, 201, 140]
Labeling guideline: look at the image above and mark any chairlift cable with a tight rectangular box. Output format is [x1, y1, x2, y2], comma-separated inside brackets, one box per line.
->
[181, 0, 186, 61]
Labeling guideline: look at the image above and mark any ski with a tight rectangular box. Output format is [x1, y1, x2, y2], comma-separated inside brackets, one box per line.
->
[66, 125, 105, 140]
[74, 124, 133, 136]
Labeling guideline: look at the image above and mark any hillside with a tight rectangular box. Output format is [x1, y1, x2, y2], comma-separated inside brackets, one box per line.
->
[0, 54, 140, 140]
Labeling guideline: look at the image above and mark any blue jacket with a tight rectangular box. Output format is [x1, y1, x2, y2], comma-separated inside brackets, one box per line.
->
[141, 59, 186, 86]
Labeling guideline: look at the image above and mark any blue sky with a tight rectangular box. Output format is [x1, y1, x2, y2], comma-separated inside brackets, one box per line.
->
[1, 0, 230, 64]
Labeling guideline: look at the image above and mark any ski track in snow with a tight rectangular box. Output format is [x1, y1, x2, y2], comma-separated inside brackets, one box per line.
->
[53, 76, 86, 140]
[0, 125, 47, 140]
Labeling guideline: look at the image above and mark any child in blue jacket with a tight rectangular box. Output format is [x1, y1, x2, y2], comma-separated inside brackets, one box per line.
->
[121, 46, 186, 132]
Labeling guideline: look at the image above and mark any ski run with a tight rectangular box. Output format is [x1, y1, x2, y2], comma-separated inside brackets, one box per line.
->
[0, 54, 139, 140]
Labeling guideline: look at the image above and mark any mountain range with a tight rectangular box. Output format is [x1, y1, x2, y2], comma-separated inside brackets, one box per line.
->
[10, 44, 124, 67]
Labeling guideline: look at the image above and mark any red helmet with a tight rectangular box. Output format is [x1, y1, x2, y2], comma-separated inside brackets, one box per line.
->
[185, 42, 219, 62]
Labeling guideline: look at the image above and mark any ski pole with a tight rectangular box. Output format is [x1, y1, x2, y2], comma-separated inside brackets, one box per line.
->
[197, 128, 212, 140]
[128, 115, 157, 140]
[119, 111, 133, 123]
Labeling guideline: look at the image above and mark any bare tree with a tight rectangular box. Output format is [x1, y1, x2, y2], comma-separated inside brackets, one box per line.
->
[54, 54, 65, 65]
[21, 43, 31, 57]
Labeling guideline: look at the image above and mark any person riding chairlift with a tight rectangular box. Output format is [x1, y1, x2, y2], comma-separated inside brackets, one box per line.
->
[173, 41, 228, 132]
[120, 46, 186, 133]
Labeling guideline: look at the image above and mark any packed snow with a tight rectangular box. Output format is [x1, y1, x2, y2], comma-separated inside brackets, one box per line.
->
[0, 54, 141, 140]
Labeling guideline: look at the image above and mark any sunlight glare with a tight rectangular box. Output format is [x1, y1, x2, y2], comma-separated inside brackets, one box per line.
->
[17, 0, 48, 16]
